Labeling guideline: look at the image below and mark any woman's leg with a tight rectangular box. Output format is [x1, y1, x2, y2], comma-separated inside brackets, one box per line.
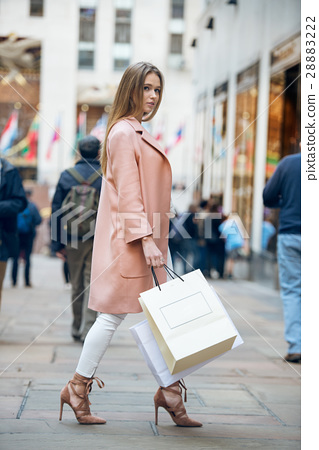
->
[76, 312, 127, 377]
[60, 312, 127, 424]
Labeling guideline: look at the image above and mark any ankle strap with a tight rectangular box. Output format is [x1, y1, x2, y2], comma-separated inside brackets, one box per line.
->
[71, 375, 105, 397]
[85, 376, 105, 395]
[161, 379, 187, 402]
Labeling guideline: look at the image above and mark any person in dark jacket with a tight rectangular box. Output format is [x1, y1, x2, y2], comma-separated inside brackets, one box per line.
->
[263, 152, 301, 364]
[51, 136, 102, 342]
[11, 189, 42, 287]
[0, 158, 27, 308]
[206, 204, 226, 279]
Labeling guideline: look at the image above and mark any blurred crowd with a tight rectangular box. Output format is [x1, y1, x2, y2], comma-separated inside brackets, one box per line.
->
[169, 196, 248, 280]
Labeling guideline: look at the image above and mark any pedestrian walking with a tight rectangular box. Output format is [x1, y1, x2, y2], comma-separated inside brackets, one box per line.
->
[59, 62, 202, 427]
[194, 200, 210, 276]
[206, 204, 226, 279]
[51, 135, 102, 342]
[11, 189, 42, 287]
[179, 204, 199, 273]
[219, 213, 244, 279]
[0, 158, 27, 308]
[169, 205, 198, 274]
[261, 210, 276, 251]
[263, 152, 301, 364]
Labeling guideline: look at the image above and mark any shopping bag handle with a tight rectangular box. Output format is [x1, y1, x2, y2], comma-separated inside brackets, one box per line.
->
[163, 264, 184, 283]
[151, 266, 161, 291]
[151, 264, 184, 291]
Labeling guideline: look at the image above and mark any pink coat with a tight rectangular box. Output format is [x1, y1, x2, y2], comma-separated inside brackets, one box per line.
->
[89, 117, 172, 314]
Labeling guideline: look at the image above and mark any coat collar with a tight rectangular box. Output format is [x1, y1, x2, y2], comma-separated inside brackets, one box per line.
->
[123, 117, 168, 160]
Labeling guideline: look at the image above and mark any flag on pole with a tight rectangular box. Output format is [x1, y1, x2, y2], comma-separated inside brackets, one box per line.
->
[0, 110, 19, 155]
[76, 111, 87, 141]
[153, 120, 164, 141]
[90, 113, 107, 142]
[46, 115, 61, 160]
[21, 114, 39, 161]
[164, 124, 184, 155]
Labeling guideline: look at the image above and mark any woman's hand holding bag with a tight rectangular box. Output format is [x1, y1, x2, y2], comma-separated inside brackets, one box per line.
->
[141, 235, 165, 268]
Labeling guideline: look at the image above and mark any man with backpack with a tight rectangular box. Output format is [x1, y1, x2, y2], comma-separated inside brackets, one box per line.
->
[51, 136, 102, 342]
[11, 189, 42, 287]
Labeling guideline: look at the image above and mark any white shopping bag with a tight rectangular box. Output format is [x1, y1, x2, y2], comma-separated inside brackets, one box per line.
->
[130, 285, 243, 386]
[139, 268, 238, 374]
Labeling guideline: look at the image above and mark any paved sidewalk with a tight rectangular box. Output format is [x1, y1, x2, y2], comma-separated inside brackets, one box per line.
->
[0, 255, 300, 449]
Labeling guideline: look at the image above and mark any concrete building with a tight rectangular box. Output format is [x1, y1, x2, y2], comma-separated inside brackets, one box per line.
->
[0, 0, 200, 211]
[190, 0, 301, 282]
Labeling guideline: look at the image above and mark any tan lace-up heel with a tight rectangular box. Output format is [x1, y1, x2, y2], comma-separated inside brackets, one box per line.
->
[59, 373, 106, 424]
[154, 379, 202, 427]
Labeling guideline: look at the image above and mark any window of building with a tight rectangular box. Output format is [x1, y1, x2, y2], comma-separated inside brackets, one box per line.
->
[170, 34, 183, 54]
[78, 50, 94, 69]
[171, 0, 184, 19]
[114, 58, 130, 71]
[30, 0, 44, 16]
[79, 8, 96, 42]
[114, 9, 131, 43]
[113, 7, 132, 70]
[78, 8, 96, 70]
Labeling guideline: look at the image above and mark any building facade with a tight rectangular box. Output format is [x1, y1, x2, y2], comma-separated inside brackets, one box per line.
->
[0, 0, 199, 212]
[191, 0, 301, 267]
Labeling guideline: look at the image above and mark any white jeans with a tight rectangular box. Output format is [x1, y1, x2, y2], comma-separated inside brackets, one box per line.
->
[76, 313, 127, 377]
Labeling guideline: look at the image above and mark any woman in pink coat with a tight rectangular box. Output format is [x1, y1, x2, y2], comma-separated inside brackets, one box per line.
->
[59, 62, 202, 427]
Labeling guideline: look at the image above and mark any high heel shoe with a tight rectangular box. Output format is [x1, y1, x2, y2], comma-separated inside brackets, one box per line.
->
[59, 372, 106, 424]
[154, 379, 202, 427]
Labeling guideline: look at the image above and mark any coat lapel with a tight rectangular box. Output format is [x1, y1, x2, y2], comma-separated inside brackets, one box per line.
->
[124, 117, 169, 161]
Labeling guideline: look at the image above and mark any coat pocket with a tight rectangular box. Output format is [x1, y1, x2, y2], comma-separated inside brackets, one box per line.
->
[119, 239, 150, 278]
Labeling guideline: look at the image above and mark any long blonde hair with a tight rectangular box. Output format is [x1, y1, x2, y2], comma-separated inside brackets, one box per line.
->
[100, 62, 164, 175]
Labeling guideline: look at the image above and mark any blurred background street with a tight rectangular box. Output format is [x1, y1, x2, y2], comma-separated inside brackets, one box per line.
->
[0, 254, 300, 449]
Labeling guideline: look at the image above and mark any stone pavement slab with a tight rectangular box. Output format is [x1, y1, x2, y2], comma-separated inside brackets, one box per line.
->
[0, 255, 301, 449]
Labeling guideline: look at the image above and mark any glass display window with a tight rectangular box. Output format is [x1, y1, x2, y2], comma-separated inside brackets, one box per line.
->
[232, 64, 258, 236]
[211, 82, 228, 195]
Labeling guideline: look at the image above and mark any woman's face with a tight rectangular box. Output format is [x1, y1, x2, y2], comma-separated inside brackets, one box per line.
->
[136, 72, 161, 121]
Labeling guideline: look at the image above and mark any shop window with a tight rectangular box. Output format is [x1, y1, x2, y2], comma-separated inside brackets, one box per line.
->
[265, 72, 285, 180]
[232, 64, 258, 236]
[115, 9, 131, 43]
[171, 0, 184, 19]
[30, 0, 44, 16]
[211, 84, 227, 194]
[266, 64, 301, 180]
[263, 63, 301, 254]
[170, 34, 183, 54]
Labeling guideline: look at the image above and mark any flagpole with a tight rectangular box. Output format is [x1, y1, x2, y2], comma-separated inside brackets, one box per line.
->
[58, 112, 63, 175]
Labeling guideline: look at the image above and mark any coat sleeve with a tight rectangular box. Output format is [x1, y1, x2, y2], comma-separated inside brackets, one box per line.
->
[108, 127, 153, 244]
[263, 162, 283, 208]
[0, 168, 27, 218]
